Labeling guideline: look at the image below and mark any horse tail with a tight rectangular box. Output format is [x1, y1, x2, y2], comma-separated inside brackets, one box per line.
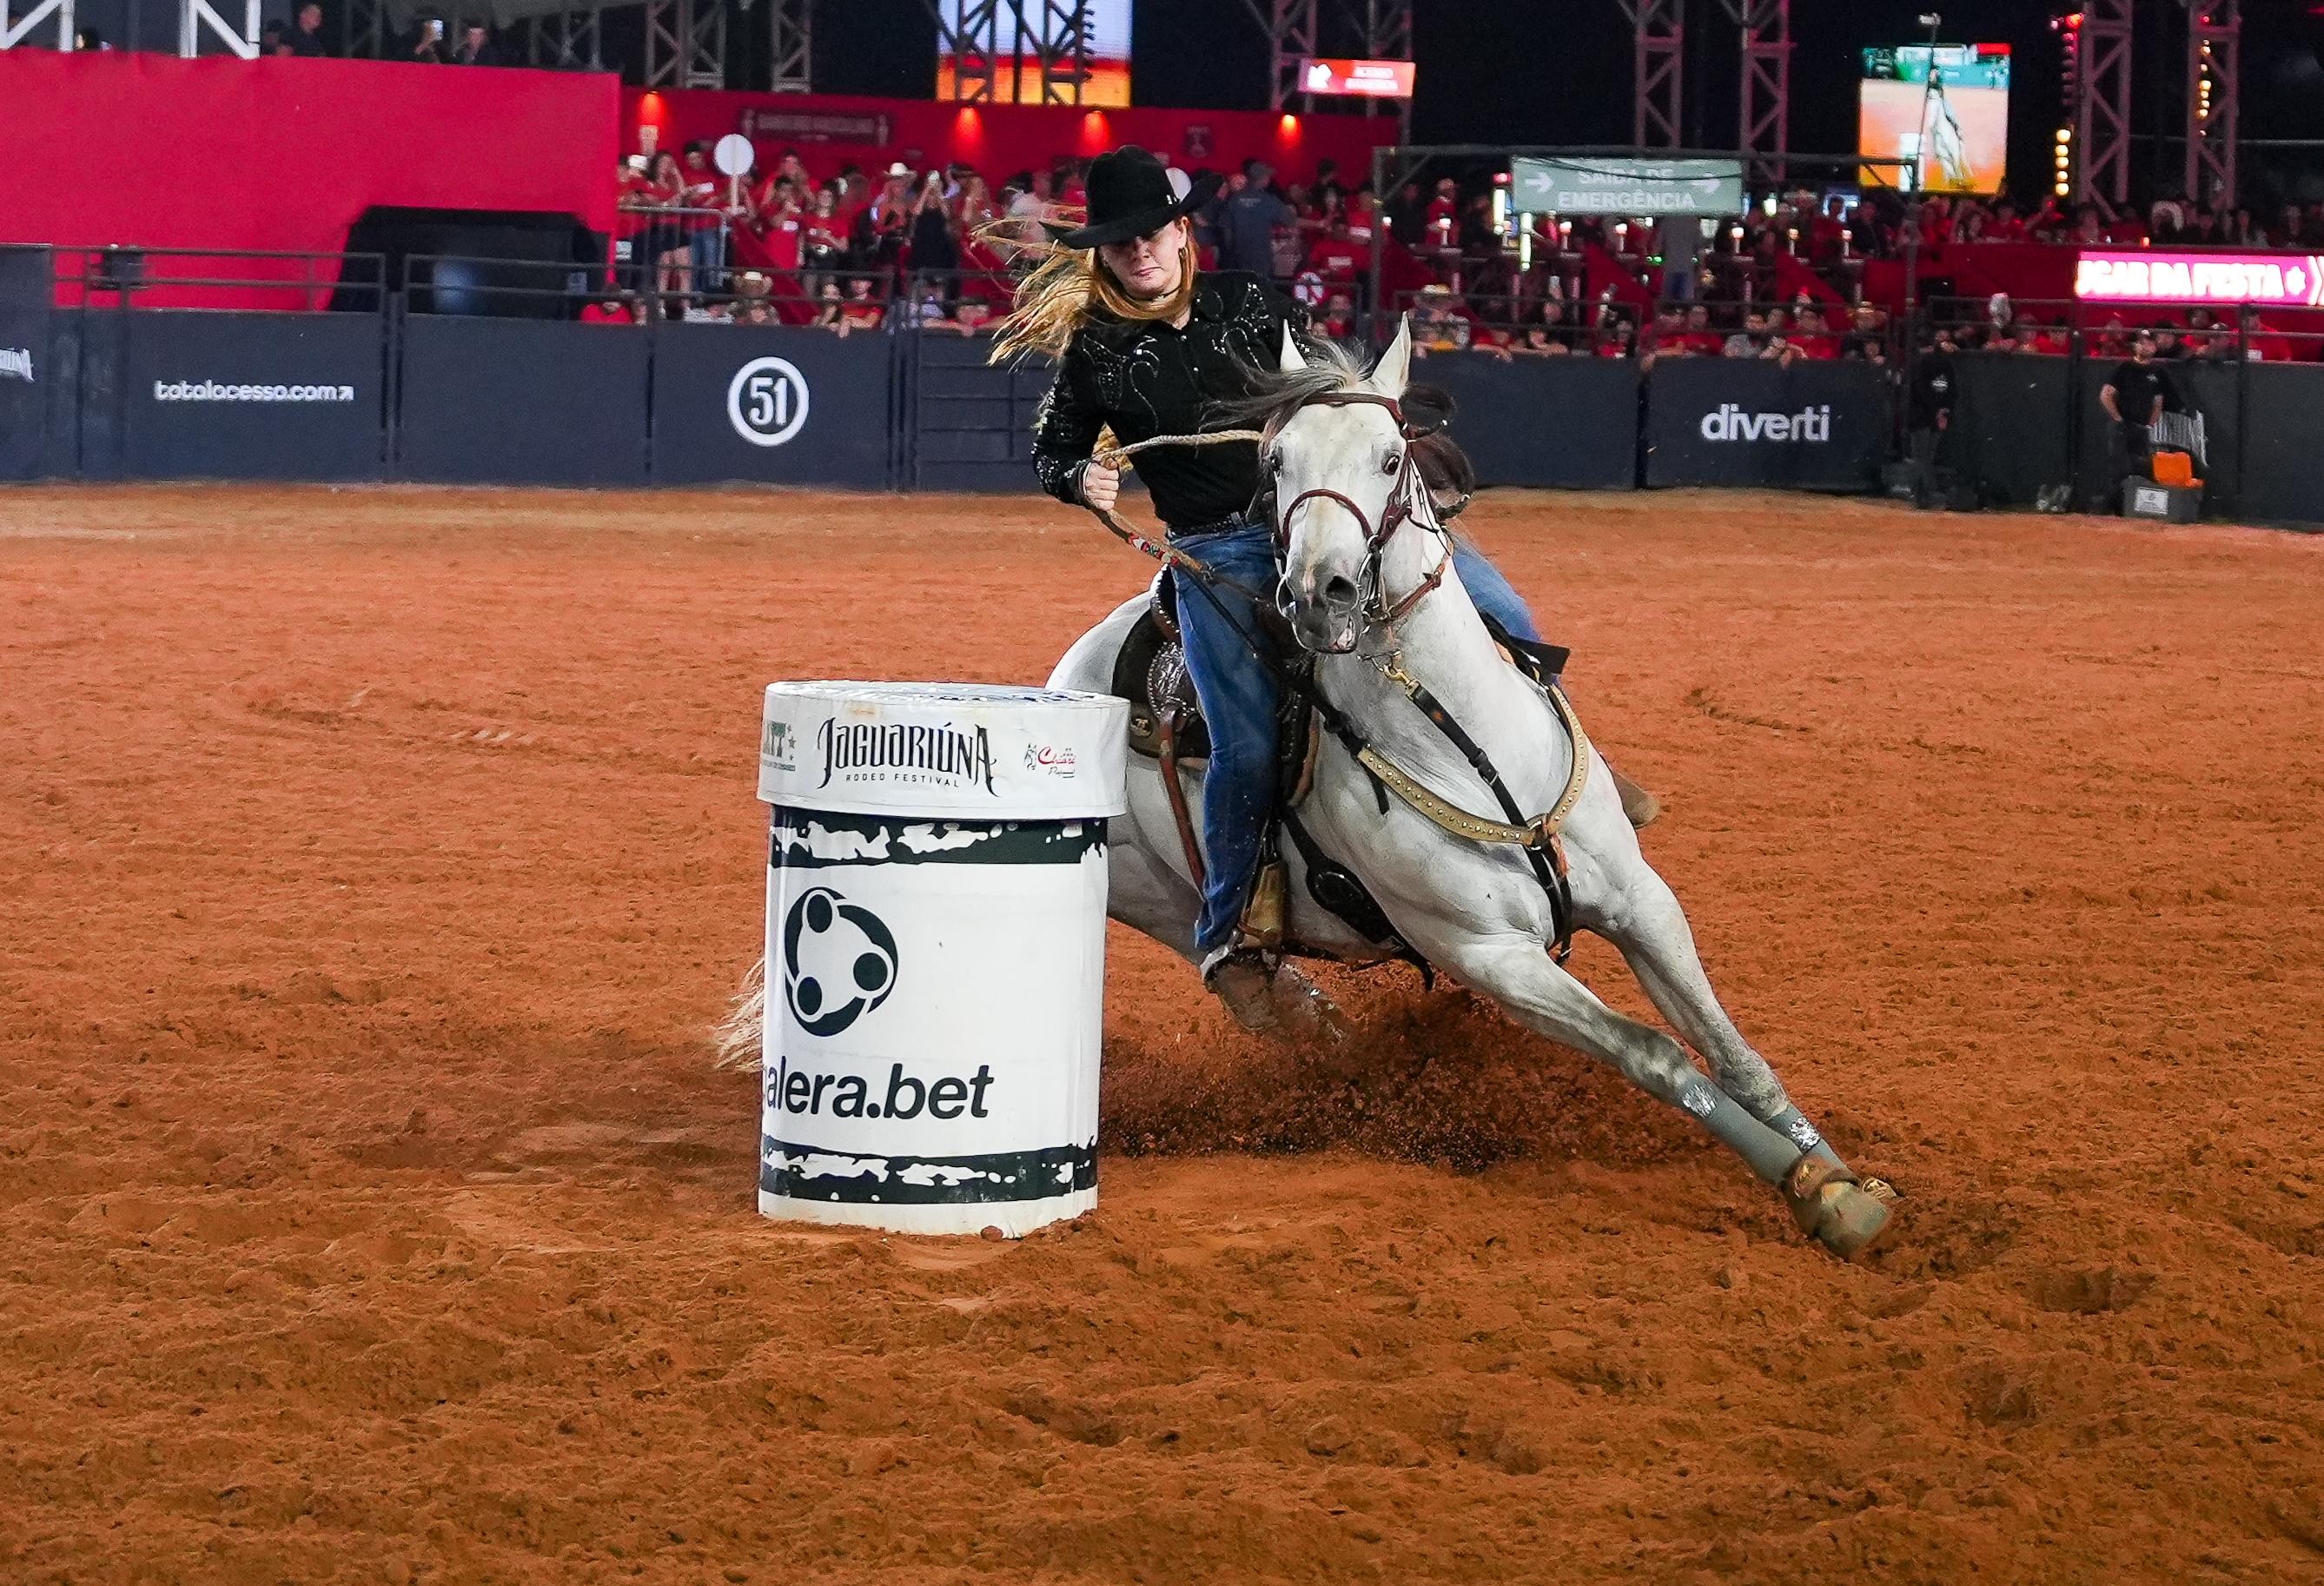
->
[710, 955, 767, 1072]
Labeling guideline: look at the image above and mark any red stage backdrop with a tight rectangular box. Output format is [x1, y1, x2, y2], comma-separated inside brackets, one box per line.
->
[0, 51, 616, 302]
[627, 87, 1394, 191]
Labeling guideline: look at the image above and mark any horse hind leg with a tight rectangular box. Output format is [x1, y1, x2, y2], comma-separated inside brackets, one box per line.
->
[1436, 938, 1890, 1261]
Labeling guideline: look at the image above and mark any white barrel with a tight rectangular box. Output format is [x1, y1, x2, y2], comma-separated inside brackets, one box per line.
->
[755, 681, 1129, 1237]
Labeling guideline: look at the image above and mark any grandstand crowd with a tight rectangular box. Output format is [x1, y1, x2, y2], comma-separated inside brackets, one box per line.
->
[596, 136, 2302, 362]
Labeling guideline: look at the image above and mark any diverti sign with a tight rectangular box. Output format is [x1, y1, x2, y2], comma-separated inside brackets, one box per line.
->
[1511, 156, 1745, 216]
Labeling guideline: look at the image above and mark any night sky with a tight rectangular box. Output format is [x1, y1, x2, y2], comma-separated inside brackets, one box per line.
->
[812, 0, 2324, 205]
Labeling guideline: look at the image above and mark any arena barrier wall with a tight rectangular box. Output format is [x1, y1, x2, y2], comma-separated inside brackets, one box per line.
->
[1949, 355, 2074, 509]
[90, 310, 387, 483]
[1416, 355, 1639, 491]
[0, 247, 47, 481]
[14, 271, 2324, 528]
[2237, 364, 2324, 526]
[1644, 358, 1892, 492]
[395, 315, 652, 488]
[651, 324, 896, 489]
[904, 332, 1055, 494]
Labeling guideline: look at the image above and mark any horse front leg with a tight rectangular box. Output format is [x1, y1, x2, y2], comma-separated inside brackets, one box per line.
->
[1427, 933, 1892, 1261]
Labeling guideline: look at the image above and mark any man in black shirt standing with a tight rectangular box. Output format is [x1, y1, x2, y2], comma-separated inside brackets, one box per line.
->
[2100, 329, 2174, 502]
[1906, 328, 1958, 509]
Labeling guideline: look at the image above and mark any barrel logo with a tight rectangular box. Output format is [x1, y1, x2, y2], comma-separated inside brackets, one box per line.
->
[782, 886, 899, 1038]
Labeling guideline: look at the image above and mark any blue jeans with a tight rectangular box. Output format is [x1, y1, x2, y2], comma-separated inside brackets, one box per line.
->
[1169, 521, 1540, 953]
[687, 229, 725, 296]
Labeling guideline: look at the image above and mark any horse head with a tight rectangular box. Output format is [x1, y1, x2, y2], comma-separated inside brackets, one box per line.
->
[1268, 316, 1416, 655]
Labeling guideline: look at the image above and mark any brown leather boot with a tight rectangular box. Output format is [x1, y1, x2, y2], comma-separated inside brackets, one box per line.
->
[1608, 762, 1661, 829]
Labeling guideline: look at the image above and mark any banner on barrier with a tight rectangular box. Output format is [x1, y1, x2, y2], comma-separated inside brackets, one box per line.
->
[1645, 359, 1889, 490]
[397, 315, 650, 487]
[1417, 354, 1637, 490]
[0, 247, 50, 481]
[650, 324, 893, 488]
[115, 309, 382, 481]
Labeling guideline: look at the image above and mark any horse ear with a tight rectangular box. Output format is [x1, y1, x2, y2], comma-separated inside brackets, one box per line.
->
[1278, 323, 1307, 375]
[1370, 315, 1414, 396]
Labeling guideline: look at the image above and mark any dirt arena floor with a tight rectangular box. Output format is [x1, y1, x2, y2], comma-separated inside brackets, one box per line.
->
[4, 482, 2323, 1585]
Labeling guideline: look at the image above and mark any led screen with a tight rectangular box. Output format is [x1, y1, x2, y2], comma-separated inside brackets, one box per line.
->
[1860, 43, 2010, 193]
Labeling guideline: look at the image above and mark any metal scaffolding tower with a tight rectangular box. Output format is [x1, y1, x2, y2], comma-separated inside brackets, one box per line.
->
[2071, 0, 2133, 207]
[768, 0, 811, 90]
[1617, 0, 1685, 149]
[1357, 0, 1412, 139]
[0, 0, 74, 50]
[931, 2, 1095, 104]
[1241, 0, 1318, 112]
[1717, 0, 1788, 180]
[525, 10, 605, 69]
[645, 0, 725, 87]
[2185, 0, 2239, 207]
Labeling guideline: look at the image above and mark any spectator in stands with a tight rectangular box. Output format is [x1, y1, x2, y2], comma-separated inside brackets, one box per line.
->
[802, 186, 845, 298]
[1839, 304, 1888, 365]
[286, 1, 327, 55]
[852, 163, 914, 277]
[910, 176, 960, 298]
[811, 280, 844, 328]
[2100, 329, 2173, 499]
[1596, 316, 1638, 361]
[837, 276, 885, 337]
[644, 150, 691, 309]
[453, 22, 506, 63]
[1723, 309, 1770, 359]
[1676, 303, 1724, 356]
[1784, 302, 1840, 358]
[407, 18, 445, 62]
[1003, 169, 1056, 258]
[1315, 289, 1357, 345]
[1410, 284, 1469, 353]
[579, 290, 631, 325]
[1216, 161, 1294, 280]
[681, 142, 725, 298]
[262, 19, 288, 52]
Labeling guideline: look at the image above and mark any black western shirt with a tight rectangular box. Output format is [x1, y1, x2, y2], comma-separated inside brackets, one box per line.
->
[1031, 271, 1306, 531]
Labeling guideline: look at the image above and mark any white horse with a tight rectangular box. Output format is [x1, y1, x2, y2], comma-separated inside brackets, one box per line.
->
[723, 319, 1896, 1259]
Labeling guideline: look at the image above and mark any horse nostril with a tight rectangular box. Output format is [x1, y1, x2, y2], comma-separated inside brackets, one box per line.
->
[1321, 574, 1360, 609]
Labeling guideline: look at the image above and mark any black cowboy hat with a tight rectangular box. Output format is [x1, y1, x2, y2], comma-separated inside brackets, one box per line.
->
[1045, 145, 1222, 249]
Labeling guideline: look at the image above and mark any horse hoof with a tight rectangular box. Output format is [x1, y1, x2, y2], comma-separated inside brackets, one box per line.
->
[1811, 1182, 1897, 1262]
[1784, 1158, 1900, 1262]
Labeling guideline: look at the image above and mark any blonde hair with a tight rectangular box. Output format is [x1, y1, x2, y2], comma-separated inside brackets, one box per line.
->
[988, 216, 1198, 365]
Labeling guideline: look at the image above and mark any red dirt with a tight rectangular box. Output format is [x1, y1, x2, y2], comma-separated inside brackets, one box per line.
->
[3, 483, 2322, 1584]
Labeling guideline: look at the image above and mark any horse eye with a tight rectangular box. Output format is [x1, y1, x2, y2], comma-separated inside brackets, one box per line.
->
[1381, 453, 1402, 474]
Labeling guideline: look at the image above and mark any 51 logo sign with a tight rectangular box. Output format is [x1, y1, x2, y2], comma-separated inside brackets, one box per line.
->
[728, 356, 811, 448]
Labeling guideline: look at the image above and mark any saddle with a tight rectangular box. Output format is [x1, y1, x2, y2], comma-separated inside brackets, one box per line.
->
[1110, 569, 1573, 960]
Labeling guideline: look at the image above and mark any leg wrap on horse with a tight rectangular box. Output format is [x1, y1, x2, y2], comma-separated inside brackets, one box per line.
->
[1675, 1072, 1806, 1185]
[1763, 1102, 1846, 1168]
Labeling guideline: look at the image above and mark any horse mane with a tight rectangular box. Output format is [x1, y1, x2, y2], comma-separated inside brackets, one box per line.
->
[1214, 338, 1478, 513]
[1210, 335, 1374, 441]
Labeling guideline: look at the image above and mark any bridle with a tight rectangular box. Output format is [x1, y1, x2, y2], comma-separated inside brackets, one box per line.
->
[1269, 390, 1452, 633]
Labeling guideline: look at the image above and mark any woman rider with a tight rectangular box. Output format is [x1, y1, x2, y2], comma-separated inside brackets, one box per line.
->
[996, 145, 1653, 1009]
